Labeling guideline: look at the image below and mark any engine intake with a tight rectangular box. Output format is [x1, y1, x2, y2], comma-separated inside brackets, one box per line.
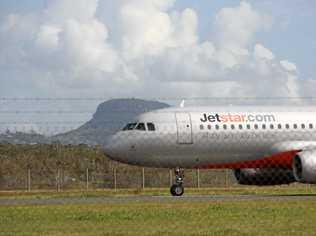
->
[293, 150, 316, 184]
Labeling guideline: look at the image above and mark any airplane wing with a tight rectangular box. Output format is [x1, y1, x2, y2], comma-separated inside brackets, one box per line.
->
[271, 141, 316, 153]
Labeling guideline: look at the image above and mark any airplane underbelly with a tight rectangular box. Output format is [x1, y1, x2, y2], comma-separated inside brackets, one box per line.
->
[134, 135, 270, 168]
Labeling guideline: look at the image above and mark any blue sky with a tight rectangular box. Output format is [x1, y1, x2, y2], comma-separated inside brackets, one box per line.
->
[0, 0, 45, 14]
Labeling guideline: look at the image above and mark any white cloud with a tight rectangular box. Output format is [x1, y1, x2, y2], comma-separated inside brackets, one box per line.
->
[44, 0, 99, 23]
[0, 0, 310, 103]
[119, 1, 174, 58]
[211, 2, 273, 69]
[214, 2, 272, 49]
[36, 25, 61, 50]
[280, 60, 298, 72]
[254, 44, 275, 61]
[58, 19, 118, 73]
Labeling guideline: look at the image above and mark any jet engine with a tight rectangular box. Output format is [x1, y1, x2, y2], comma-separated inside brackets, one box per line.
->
[293, 150, 316, 184]
[234, 168, 295, 186]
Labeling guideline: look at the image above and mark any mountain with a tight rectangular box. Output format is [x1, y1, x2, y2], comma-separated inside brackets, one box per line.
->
[53, 98, 170, 145]
[0, 99, 170, 145]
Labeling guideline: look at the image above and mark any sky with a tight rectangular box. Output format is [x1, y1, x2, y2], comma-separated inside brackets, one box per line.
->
[0, 0, 315, 134]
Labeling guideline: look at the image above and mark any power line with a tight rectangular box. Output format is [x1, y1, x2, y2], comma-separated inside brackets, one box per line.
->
[0, 122, 85, 125]
[0, 111, 95, 114]
[0, 121, 124, 125]
[1, 97, 316, 101]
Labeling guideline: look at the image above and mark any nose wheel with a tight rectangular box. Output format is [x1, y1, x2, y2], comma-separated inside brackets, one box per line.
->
[170, 168, 184, 196]
[170, 184, 184, 196]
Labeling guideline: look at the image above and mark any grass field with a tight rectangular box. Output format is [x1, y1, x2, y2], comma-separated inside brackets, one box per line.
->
[1, 187, 316, 236]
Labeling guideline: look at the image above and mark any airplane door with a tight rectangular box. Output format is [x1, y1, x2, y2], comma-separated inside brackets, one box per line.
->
[175, 113, 193, 144]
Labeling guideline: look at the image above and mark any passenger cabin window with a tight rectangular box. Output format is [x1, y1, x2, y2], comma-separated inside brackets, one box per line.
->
[147, 123, 156, 131]
[293, 124, 298, 129]
[309, 124, 313, 129]
[136, 123, 146, 131]
[123, 123, 137, 131]
[301, 124, 306, 129]
[262, 124, 266, 130]
[200, 125, 204, 130]
[207, 125, 212, 130]
[285, 124, 290, 129]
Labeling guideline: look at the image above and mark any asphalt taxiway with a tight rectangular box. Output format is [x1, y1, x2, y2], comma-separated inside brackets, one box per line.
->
[1, 194, 316, 206]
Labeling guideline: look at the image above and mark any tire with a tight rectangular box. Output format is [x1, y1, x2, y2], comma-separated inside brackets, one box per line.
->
[170, 184, 184, 196]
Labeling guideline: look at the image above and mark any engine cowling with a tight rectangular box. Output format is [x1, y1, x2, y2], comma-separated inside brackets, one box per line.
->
[293, 150, 316, 183]
[234, 168, 295, 186]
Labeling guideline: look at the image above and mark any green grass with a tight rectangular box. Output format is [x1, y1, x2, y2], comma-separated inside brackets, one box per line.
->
[0, 199, 316, 236]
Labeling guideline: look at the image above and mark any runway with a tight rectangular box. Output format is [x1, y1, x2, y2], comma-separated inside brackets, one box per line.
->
[1, 194, 316, 206]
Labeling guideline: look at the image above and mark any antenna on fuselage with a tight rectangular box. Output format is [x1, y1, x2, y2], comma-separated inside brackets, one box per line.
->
[180, 100, 185, 108]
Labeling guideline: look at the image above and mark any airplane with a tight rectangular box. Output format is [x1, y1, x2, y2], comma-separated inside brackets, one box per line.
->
[104, 106, 316, 196]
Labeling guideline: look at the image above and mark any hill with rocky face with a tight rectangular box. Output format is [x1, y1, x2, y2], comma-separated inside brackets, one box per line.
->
[53, 99, 170, 145]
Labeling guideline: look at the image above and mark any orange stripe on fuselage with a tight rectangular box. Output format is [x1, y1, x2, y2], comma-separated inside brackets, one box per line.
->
[197, 150, 300, 169]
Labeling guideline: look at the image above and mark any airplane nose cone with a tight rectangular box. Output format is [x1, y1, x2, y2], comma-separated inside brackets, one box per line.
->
[103, 132, 134, 164]
[103, 136, 117, 160]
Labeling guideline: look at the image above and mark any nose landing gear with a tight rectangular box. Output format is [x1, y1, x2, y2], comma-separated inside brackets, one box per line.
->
[170, 168, 184, 196]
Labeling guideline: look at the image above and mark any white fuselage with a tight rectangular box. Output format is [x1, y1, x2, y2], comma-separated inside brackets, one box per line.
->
[104, 106, 316, 168]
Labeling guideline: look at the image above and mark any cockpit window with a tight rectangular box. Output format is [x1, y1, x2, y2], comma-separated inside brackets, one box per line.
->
[136, 123, 146, 131]
[147, 123, 156, 131]
[122, 123, 137, 131]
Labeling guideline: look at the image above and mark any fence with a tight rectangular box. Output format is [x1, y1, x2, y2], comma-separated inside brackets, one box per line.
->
[0, 144, 237, 191]
[20, 167, 236, 192]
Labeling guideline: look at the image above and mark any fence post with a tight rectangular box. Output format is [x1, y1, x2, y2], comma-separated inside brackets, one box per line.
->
[169, 169, 173, 187]
[27, 168, 31, 192]
[197, 169, 200, 189]
[113, 167, 117, 192]
[142, 168, 145, 190]
[57, 168, 61, 192]
[86, 168, 89, 191]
